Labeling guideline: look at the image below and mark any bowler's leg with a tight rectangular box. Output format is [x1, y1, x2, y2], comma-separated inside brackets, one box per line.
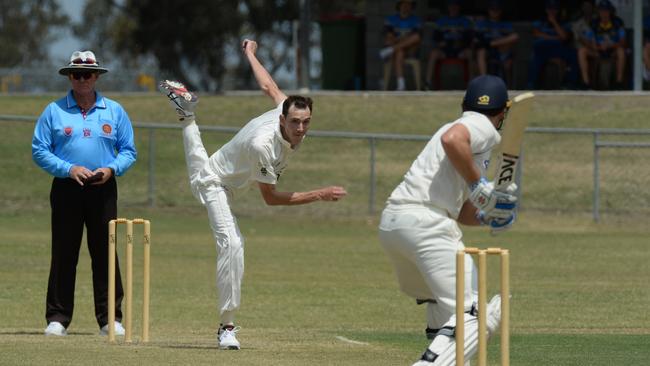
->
[182, 122, 211, 201]
[203, 187, 244, 324]
[203, 186, 244, 349]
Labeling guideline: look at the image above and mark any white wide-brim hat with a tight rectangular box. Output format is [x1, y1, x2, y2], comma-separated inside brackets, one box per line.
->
[58, 50, 109, 75]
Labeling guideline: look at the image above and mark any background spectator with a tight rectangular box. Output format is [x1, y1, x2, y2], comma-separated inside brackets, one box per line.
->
[643, 15, 650, 81]
[578, 0, 626, 89]
[425, 0, 474, 90]
[379, 0, 423, 91]
[474, 0, 519, 86]
[572, 0, 596, 49]
[527, 0, 579, 89]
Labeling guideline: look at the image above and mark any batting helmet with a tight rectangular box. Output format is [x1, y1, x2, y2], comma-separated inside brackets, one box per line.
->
[463, 75, 509, 111]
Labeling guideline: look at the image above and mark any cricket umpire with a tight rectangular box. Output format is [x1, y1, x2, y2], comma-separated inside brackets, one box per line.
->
[32, 50, 137, 337]
[378, 75, 517, 365]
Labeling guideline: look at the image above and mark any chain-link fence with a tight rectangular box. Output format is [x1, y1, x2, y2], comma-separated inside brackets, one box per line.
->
[521, 128, 650, 220]
[2, 115, 649, 221]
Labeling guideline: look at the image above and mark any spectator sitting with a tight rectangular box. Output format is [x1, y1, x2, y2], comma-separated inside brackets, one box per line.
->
[379, 0, 423, 91]
[424, 0, 474, 90]
[474, 0, 519, 86]
[578, 0, 626, 89]
[572, 0, 596, 50]
[526, 0, 579, 89]
[643, 15, 650, 81]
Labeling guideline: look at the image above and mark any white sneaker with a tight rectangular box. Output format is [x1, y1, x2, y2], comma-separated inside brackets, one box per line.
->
[99, 321, 126, 336]
[44, 321, 67, 336]
[218, 326, 241, 350]
[379, 46, 394, 60]
[159, 80, 199, 121]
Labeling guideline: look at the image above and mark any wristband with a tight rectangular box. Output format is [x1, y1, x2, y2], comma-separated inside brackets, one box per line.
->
[469, 177, 488, 192]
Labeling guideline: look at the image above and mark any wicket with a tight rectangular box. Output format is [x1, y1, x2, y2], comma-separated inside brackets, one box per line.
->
[108, 218, 151, 343]
[456, 247, 510, 366]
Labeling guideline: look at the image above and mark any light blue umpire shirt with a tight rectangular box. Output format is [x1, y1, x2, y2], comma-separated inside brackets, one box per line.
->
[32, 90, 137, 178]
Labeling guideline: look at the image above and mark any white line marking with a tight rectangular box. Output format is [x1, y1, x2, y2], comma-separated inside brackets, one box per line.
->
[335, 336, 369, 345]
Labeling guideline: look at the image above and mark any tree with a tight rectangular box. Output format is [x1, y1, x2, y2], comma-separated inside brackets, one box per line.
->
[77, 0, 300, 91]
[0, 1, 69, 67]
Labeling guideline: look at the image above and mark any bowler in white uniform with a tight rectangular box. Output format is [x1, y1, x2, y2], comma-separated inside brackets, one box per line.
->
[378, 75, 517, 365]
[160, 39, 347, 350]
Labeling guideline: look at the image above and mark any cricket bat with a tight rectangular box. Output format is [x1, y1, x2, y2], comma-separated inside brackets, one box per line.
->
[493, 92, 535, 192]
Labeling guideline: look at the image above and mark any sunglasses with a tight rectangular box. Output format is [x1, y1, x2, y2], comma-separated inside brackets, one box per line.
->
[71, 57, 97, 65]
[71, 72, 96, 80]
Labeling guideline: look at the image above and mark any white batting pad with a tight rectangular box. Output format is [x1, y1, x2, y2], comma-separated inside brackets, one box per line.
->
[412, 295, 502, 366]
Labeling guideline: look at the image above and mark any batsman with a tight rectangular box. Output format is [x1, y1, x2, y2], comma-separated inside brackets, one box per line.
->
[378, 75, 519, 365]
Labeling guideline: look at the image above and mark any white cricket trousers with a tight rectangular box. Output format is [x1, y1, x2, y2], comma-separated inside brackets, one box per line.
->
[183, 123, 244, 320]
[378, 204, 478, 329]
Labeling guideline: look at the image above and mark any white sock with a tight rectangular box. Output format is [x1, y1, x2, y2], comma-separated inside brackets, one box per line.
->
[221, 310, 235, 327]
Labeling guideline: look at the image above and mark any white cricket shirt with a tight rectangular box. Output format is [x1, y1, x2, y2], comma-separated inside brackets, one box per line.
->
[206, 102, 295, 191]
[387, 111, 501, 219]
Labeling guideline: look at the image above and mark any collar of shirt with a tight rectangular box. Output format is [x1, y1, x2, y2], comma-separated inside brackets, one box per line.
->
[65, 90, 108, 111]
[461, 111, 496, 129]
[274, 122, 301, 151]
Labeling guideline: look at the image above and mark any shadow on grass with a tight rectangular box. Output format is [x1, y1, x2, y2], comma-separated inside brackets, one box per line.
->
[0, 330, 94, 336]
[157, 342, 223, 350]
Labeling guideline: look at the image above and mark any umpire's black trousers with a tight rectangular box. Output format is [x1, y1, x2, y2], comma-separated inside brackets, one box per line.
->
[46, 177, 124, 329]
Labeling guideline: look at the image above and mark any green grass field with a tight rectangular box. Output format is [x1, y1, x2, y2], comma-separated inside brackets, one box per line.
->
[1, 93, 649, 365]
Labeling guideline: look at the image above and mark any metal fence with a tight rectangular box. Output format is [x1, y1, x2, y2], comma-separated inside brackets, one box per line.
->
[524, 127, 650, 221]
[3, 114, 650, 221]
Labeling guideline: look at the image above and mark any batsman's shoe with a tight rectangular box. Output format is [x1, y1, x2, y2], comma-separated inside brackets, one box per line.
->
[218, 325, 241, 350]
[99, 321, 126, 336]
[44, 321, 67, 336]
[159, 80, 198, 121]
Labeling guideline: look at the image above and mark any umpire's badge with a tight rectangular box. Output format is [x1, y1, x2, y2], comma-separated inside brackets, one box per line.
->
[102, 123, 112, 134]
[260, 167, 268, 176]
[478, 95, 490, 105]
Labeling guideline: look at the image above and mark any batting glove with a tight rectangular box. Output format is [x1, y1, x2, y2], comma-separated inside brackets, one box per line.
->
[159, 80, 198, 121]
[469, 177, 517, 219]
[488, 211, 516, 234]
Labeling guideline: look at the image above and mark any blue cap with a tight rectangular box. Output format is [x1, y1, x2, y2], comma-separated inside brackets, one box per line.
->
[463, 75, 509, 111]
